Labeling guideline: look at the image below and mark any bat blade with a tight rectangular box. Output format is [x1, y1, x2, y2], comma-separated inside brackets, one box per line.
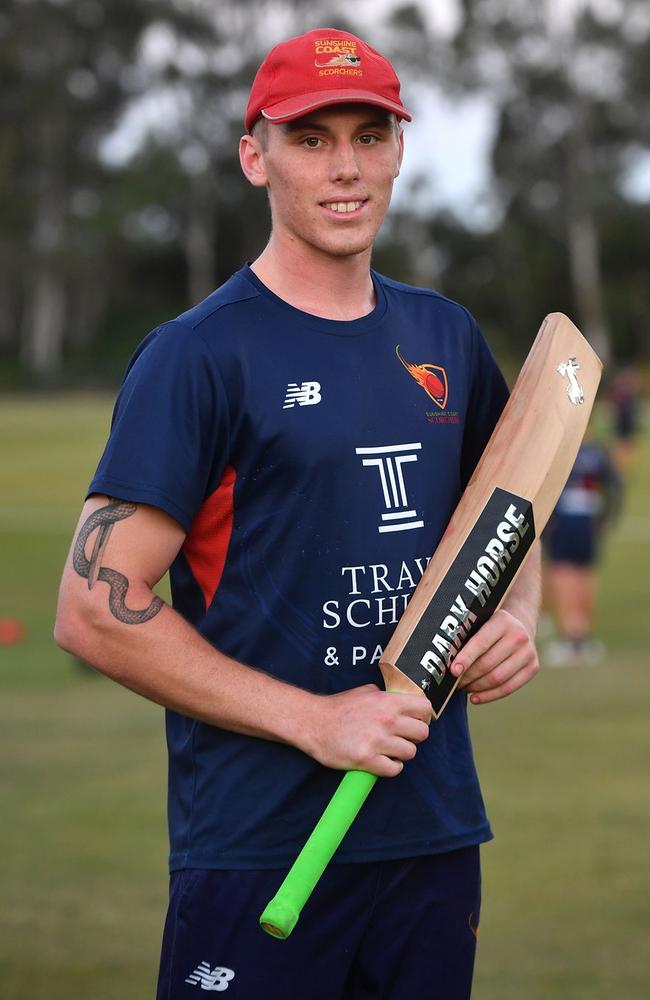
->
[380, 312, 602, 716]
[260, 313, 602, 939]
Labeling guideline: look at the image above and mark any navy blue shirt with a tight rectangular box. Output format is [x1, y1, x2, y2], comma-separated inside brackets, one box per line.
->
[89, 265, 509, 870]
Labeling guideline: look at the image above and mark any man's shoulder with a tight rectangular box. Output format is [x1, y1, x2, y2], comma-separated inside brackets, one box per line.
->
[374, 272, 476, 328]
[173, 267, 259, 334]
[125, 269, 260, 376]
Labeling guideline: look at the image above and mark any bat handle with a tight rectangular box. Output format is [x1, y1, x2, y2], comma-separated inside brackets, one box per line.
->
[259, 768, 378, 939]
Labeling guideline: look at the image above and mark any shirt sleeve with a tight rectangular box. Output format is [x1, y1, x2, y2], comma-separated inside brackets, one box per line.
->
[88, 321, 230, 533]
[459, 315, 510, 490]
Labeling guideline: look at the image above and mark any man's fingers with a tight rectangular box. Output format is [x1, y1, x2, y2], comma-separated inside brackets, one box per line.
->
[463, 643, 534, 694]
[388, 736, 420, 761]
[374, 757, 405, 778]
[371, 733, 422, 776]
[390, 692, 433, 724]
[457, 625, 529, 688]
[394, 716, 430, 744]
[468, 657, 539, 705]
[441, 606, 539, 709]
[451, 612, 509, 678]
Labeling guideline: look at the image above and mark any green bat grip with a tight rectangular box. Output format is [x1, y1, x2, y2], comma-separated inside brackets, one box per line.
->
[259, 768, 378, 939]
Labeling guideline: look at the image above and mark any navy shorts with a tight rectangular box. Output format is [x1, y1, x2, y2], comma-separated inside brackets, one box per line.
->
[546, 515, 598, 566]
[156, 847, 481, 1000]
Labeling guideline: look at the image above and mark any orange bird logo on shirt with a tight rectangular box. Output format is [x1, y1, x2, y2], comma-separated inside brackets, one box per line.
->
[396, 345, 449, 410]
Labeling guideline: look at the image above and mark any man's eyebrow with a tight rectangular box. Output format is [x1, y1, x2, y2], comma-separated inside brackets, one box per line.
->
[355, 117, 394, 130]
[281, 115, 394, 134]
[281, 119, 328, 134]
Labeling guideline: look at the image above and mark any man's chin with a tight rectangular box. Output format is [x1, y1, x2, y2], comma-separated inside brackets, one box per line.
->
[320, 235, 375, 259]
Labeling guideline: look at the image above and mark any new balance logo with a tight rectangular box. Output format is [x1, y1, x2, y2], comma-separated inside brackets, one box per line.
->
[185, 961, 235, 991]
[283, 381, 322, 408]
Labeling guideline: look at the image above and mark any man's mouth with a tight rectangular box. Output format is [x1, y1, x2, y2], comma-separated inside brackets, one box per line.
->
[321, 199, 366, 214]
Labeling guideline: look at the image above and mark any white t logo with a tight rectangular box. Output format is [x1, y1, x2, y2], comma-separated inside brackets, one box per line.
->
[356, 443, 425, 533]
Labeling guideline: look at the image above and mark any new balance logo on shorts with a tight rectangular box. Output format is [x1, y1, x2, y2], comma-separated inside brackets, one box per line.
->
[185, 961, 235, 991]
[283, 381, 322, 408]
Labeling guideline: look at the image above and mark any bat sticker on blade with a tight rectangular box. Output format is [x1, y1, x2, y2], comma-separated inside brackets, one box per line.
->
[400, 488, 536, 718]
[259, 313, 602, 941]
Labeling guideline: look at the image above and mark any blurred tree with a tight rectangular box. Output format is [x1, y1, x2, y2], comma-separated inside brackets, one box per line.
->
[442, 0, 650, 360]
[119, 0, 313, 304]
[113, 2, 364, 302]
[372, 0, 650, 363]
[1, 0, 362, 382]
[1, 0, 178, 380]
[3, 1, 648, 381]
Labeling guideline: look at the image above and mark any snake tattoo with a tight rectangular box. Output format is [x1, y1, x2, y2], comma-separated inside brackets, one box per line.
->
[73, 499, 163, 625]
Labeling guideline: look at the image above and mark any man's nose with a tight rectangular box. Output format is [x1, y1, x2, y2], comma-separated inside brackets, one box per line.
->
[329, 143, 361, 182]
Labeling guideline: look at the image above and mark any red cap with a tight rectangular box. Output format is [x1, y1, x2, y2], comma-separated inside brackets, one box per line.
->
[245, 28, 412, 133]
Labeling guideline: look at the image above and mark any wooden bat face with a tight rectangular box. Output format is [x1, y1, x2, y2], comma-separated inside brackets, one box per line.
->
[379, 313, 603, 718]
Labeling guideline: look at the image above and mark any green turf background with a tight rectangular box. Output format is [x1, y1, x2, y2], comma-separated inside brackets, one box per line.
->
[1, 394, 648, 999]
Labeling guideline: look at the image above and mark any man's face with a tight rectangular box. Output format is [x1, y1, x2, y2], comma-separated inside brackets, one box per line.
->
[251, 104, 404, 261]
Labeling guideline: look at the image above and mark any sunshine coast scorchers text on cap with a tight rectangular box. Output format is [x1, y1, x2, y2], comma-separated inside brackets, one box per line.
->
[245, 28, 412, 133]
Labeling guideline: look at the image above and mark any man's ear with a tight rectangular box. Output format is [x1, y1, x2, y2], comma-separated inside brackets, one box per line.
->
[395, 127, 405, 179]
[239, 133, 268, 188]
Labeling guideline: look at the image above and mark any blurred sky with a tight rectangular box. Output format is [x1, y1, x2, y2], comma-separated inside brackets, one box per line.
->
[352, 0, 500, 223]
[359, 0, 650, 223]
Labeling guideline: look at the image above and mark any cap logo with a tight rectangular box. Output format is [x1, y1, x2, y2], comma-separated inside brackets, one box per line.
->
[314, 37, 363, 77]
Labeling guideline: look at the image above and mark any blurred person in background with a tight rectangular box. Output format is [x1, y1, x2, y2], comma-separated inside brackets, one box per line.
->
[543, 433, 621, 667]
[607, 367, 643, 475]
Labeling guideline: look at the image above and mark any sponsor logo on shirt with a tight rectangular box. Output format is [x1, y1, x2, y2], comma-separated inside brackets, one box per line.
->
[396, 345, 448, 409]
[396, 346, 460, 425]
[185, 961, 235, 991]
[283, 381, 322, 408]
[321, 554, 431, 669]
[425, 409, 460, 425]
[356, 442, 424, 533]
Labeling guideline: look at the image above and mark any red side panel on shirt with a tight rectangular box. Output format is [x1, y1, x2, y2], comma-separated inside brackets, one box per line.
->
[182, 466, 236, 610]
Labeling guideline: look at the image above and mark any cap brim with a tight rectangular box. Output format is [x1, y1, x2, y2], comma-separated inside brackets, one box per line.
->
[260, 90, 412, 125]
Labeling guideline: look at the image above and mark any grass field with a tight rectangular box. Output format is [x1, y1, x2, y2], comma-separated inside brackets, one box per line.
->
[1, 394, 649, 999]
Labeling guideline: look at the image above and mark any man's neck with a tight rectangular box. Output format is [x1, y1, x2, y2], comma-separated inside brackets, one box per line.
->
[250, 238, 376, 321]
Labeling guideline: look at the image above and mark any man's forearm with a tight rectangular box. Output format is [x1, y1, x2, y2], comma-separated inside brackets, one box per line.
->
[55, 570, 430, 777]
[501, 539, 542, 637]
[55, 495, 432, 776]
[55, 585, 318, 751]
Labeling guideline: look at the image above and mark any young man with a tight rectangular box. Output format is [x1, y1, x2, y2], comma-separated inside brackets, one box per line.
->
[55, 28, 540, 1000]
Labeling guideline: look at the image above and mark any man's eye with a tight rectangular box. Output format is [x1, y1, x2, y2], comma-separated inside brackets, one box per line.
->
[302, 136, 322, 148]
[358, 134, 379, 144]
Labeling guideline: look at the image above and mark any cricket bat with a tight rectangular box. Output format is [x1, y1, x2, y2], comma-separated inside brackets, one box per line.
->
[260, 313, 602, 939]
